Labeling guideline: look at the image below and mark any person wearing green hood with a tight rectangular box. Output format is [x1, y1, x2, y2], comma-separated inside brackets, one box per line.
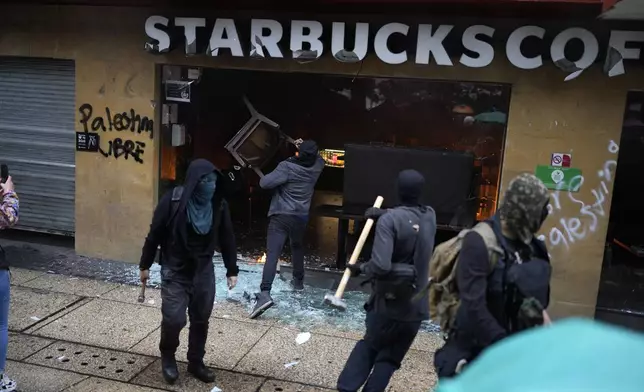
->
[434, 173, 553, 378]
[139, 159, 239, 385]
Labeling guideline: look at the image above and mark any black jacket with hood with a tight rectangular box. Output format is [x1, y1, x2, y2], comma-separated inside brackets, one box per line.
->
[362, 205, 437, 322]
[139, 159, 239, 278]
[359, 169, 437, 322]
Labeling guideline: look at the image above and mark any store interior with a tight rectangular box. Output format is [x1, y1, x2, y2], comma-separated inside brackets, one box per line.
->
[596, 91, 644, 330]
[157, 65, 510, 265]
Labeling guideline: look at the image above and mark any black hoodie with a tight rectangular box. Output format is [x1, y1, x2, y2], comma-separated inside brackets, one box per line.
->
[139, 159, 239, 278]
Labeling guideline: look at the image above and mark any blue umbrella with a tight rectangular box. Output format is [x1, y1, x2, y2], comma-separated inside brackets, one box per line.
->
[435, 318, 644, 392]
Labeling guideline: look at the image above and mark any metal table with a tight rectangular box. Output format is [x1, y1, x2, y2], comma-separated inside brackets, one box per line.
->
[314, 204, 464, 269]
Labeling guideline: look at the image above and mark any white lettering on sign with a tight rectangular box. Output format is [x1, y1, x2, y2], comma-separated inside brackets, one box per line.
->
[550, 27, 599, 70]
[250, 19, 284, 58]
[290, 20, 324, 59]
[607, 31, 644, 77]
[209, 19, 243, 57]
[538, 140, 619, 252]
[506, 26, 546, 69]
[374, 23, 410, 65]
[415, 24, 454, 66]
[460, 25, 495, 68]
[144, 16, 644, 76]
[175, 17, 206, 55]
[145, 16, 171, 53]
[331, 22, 369, 61]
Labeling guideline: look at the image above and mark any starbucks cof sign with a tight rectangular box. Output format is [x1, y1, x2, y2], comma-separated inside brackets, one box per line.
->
[145, 16, 644, 78]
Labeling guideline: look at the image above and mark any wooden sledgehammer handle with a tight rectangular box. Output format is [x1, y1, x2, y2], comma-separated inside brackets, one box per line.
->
[333, 196, 384, 299]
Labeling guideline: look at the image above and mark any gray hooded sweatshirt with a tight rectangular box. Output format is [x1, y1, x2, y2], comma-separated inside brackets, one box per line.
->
[259, 154, 325, 217]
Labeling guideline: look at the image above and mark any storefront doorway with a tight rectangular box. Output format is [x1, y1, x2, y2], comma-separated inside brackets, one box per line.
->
[157, 65, 510, 265]
[596, 91, 644, 330]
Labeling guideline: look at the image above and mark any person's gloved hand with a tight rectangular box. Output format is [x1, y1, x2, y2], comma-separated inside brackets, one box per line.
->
[347, 263, 363, 277]
[365, 207, 386, 220]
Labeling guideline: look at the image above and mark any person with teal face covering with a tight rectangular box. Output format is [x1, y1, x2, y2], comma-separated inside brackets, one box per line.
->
[434, 318, 644, 392]
[187, 172, 217, 235]
[139, 159, 239, 385]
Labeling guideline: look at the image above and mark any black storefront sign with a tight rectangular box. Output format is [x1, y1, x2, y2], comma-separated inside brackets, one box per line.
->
[76, 132, 100, 152]
[165, 80, 191, 103]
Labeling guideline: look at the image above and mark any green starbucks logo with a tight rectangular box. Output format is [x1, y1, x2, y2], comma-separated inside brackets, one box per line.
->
[551, 169, 565, 184]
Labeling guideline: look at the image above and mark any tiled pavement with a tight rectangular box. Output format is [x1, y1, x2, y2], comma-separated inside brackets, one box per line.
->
[7, 268, 440, 392]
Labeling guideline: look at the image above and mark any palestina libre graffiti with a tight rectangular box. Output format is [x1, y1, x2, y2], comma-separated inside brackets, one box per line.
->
[538, 140, 619, 252]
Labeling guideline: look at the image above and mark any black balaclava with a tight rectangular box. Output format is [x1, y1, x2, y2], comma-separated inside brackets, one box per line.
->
[397, 169, 425, 206]
[291, 140, 319, 167]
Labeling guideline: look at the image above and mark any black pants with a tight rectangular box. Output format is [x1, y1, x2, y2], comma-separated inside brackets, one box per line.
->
[337, 311, 421, 392]
[159, 267, 215, 364]
[260, 214, 307, 292]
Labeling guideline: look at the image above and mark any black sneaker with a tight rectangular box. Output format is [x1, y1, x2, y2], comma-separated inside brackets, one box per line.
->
[249, 291, 274, 319]
[290, 279, 304, 291]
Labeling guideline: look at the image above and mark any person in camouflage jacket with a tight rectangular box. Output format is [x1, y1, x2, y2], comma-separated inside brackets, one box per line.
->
[0, 175, 18, 392]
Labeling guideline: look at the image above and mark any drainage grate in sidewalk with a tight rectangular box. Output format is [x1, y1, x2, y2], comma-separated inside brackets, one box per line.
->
[25, 342, 155, 382]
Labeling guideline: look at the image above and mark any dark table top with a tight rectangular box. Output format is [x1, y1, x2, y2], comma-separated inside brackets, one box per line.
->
[313, 204, 466, 232]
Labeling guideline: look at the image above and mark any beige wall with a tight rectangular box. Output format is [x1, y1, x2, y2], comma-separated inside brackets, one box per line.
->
[1, 5, 642, 318]
[1, 6, 159, 263]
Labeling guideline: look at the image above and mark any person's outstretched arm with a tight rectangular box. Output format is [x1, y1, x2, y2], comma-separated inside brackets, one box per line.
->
[0, 177, 18, 229]
[259, 162, 289, 190]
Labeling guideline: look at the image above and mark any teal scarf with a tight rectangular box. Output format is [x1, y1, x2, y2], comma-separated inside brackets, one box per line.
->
[187, 172, 217, 234]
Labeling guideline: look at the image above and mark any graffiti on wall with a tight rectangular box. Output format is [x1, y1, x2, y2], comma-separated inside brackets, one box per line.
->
[538, 140, 619, 251]
[78, 103, 153, 164]
[99, 138, 146, 164]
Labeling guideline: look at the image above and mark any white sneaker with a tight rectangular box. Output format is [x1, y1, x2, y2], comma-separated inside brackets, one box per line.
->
[0, 374, 16, 392]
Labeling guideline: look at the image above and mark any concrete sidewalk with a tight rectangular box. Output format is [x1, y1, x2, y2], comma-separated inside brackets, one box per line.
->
[7, 268, 439, 392]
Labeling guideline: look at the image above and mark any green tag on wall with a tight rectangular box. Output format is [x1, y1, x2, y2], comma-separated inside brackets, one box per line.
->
[534, 165, 583, 192]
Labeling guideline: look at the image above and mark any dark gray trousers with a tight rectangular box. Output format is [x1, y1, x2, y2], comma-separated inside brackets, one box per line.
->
[260, 214, 307, 292]
[337, 311, 421, 392]
[159, 266, 215, 364]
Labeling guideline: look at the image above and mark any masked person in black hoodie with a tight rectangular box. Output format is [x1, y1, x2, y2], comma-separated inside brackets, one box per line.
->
[337, 169, 437, 392]
[139, 159, 239, 385]
[250, 140, 324, 319]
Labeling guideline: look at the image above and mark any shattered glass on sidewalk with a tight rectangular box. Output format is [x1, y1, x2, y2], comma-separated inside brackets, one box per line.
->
[4, 237, 440, 335]
[121, 258, 440, 334]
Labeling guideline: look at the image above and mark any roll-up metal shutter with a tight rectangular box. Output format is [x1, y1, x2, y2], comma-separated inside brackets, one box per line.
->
[0, 57, 76, 234]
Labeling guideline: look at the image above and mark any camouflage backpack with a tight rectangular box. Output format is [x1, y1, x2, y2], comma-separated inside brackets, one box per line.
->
[428, 222, 504, 337]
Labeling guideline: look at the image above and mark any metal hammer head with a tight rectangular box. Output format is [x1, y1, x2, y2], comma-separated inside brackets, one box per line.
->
[137, 286, 146, 303]
[323, 293, 347, 311]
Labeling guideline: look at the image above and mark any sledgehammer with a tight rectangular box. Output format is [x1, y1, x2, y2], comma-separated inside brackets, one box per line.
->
[138, 285, 146, 303]
[323, 196, 384, 311]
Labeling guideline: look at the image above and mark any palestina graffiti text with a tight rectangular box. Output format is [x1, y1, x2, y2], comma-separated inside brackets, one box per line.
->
[538, 140, 619, 251]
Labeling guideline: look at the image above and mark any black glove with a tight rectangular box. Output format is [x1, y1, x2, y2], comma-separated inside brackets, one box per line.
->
[365, 207, 386, 220]
[347, 263, 363, 277]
